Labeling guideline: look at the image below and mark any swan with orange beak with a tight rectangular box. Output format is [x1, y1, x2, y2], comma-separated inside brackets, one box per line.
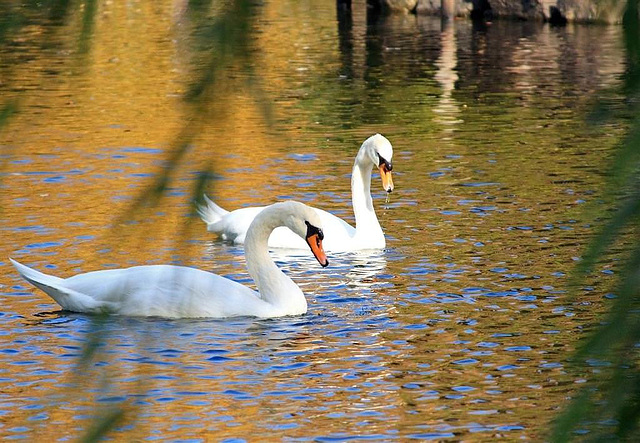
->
[199, 134, 395, 252]
[11, 202, 329, 318]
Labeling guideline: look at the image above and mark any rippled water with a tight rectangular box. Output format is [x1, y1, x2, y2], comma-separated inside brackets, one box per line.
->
[0, 1, 628, 440]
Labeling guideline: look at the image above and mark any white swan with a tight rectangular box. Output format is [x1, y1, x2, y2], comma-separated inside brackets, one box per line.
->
[198, 133, 394, 251]
[10, 201, 329, 319]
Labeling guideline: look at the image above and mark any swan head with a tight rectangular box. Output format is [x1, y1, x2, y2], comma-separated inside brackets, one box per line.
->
[363, 134, 394, 193]
[277, 201, 329, 268]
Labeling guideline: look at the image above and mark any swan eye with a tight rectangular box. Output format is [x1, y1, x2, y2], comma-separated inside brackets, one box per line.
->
[378, 153, 393, 172]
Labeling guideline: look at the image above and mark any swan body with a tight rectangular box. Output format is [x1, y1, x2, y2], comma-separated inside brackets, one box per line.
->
[11, 201, 328, 319]
[199, 134, 394, 251]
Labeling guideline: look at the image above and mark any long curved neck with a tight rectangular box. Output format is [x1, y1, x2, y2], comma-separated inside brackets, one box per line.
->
[244, 211, 306, 311]
[351, 146, 383, 239]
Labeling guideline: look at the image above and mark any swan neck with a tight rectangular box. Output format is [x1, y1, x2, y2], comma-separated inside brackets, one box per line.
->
[351, 152, 381, 234]
[244, 210, 305, 309]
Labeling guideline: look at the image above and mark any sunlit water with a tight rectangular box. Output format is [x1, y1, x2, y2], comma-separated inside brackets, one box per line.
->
[0, 1, 628, 440]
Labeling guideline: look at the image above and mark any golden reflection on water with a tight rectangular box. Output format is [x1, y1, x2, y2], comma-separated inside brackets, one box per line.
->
[0, 0, 628, 440]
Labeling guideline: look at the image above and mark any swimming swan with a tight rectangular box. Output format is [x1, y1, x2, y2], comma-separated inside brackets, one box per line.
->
[10, 201, 329, 318]
[198, 133, 394, 252]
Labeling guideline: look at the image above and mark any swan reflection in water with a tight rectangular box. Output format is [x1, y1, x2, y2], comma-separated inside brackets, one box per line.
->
[264, 248, 388, 290]
[340, 250, 388, 289]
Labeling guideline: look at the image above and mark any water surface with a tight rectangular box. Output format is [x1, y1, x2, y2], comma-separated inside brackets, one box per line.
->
[0, 1, 627, 440]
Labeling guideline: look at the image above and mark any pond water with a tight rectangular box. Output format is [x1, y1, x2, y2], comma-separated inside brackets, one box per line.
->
[0, 1, 628, 440]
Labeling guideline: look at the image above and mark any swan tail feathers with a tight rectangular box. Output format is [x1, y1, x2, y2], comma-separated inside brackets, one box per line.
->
[10, 259, 107, 313]
[11, 258, 63, 287]
[197, 194, 229, 230]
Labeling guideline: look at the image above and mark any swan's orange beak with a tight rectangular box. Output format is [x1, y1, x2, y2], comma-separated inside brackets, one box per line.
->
[379, 163, 394, 193]
[306, 233, 328, 267]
